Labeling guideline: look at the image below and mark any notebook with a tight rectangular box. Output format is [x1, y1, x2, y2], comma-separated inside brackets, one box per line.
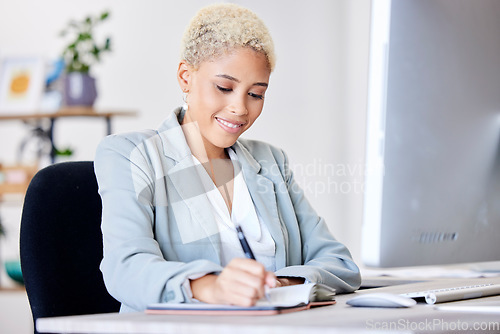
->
[146, 283, 336, 315]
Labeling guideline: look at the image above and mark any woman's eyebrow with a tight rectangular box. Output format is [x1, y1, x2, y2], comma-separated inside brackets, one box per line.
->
[216, 74, 268, 87]
[216, 74, 240, 82]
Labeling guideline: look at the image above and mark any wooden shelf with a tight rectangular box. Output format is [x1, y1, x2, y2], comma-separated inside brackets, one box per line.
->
[0, 286, 25, 292]
[0, 107, 137, 121]
[0, 165, 38, 196]
[0, 107, 138, 163]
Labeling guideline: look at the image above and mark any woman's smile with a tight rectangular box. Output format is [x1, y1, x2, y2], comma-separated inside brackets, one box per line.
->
[215, 116, 246, 133]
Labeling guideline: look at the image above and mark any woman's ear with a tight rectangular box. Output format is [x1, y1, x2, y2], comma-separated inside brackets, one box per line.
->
[177, 60, 192, 92]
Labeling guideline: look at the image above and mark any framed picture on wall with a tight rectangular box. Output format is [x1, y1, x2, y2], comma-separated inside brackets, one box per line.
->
[0, 57, 45, 114]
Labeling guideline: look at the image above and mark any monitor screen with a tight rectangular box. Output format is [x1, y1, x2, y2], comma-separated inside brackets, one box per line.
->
[362, 0, 500, 267]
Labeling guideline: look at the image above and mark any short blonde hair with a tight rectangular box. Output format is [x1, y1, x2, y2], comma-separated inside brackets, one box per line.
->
[181, 3, 276, 71]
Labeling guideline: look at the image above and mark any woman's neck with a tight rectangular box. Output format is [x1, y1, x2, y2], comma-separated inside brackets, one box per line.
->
[181, 119, 228, 162]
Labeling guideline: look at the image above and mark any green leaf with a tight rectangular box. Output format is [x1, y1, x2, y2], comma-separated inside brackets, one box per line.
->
[92, 45, 100, 60]
[78, 32, 92, 41]
[104, 38, 111, 50]
[55, 147, 74, 156]
[100, 11, 109, 20]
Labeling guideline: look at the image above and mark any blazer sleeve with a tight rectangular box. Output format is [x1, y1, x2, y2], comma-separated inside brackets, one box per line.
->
[273, 149, 361, 293]
[95, 134, 223, 311]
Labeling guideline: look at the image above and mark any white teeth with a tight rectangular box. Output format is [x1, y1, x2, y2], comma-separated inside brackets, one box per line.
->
[217, 118, 241, 129]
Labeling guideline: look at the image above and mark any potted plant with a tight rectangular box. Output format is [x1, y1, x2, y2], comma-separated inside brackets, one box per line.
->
[60, 11, 112, 107]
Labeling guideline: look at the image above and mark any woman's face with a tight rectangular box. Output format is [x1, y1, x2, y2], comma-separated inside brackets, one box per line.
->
[179, 48, 271, 157]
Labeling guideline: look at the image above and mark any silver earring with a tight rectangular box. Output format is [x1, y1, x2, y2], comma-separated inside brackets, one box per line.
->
[182, 91, 188, 111]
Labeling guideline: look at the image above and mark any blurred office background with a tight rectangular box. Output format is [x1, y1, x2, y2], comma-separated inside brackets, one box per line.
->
[0, 1, 370, 332]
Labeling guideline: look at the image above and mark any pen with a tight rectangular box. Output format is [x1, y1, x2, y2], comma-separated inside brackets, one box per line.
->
[236, 225, 256, 260]
[235, 225, 272, 303]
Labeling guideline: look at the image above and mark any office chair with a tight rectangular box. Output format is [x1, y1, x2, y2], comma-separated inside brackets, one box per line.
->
[20, 161, 120, 334]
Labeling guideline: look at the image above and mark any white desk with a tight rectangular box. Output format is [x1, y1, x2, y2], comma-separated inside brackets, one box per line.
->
[37, 277, 500, 334]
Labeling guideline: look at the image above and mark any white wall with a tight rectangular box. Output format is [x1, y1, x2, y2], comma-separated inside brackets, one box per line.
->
[0, 0, 371, 270]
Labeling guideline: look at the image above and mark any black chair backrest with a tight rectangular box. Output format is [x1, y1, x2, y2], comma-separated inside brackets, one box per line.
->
[20, 161, 120, 333]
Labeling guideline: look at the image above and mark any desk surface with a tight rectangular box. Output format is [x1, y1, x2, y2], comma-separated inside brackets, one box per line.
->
[37, 277, 500, 334]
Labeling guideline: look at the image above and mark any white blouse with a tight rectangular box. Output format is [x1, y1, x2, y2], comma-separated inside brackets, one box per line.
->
[191, 148, 276, 271]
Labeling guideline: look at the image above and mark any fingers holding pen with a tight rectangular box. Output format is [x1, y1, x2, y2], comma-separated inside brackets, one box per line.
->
[190, 258, 276, 306]
[217, 258, 274, 305]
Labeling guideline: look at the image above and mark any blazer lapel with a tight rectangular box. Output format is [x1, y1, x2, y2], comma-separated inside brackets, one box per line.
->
[233, 141, 287, 269]
[157, 109, 221, 262]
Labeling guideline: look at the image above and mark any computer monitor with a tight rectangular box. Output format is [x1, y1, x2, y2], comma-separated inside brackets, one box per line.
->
[362, 0, 500, 267]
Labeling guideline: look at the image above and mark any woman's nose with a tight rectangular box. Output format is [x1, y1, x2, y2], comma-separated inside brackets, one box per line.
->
[229, 95, 248, 116]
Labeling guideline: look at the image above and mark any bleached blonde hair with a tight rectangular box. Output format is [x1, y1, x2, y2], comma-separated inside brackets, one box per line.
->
[181, 3, 276, 72]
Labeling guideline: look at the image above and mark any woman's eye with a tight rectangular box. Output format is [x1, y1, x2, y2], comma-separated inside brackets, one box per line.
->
[217, 85, 263, 100]
[249, 92, 264, 100]
[217, 85, 232, 93]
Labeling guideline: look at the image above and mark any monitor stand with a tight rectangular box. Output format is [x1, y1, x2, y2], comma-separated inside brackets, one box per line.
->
[360, 277, 427, 289]
[359, 261, 500, 289]
[467, 261, 500, 274]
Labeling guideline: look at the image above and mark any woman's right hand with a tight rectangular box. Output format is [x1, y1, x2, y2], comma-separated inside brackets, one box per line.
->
[190, 258, 276, 306]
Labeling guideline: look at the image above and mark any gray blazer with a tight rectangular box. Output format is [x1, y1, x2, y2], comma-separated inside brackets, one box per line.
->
[95, 107, 361, 312]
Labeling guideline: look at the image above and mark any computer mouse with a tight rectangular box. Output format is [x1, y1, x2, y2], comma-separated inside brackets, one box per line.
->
[346, 293, 417, 308]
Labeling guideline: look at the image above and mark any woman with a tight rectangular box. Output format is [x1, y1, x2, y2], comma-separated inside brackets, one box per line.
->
[95, 3, 360, 312]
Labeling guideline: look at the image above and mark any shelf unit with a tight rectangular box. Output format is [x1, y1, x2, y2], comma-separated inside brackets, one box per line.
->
[0, 107, 137, 287]
[0, 107, 137, 164]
